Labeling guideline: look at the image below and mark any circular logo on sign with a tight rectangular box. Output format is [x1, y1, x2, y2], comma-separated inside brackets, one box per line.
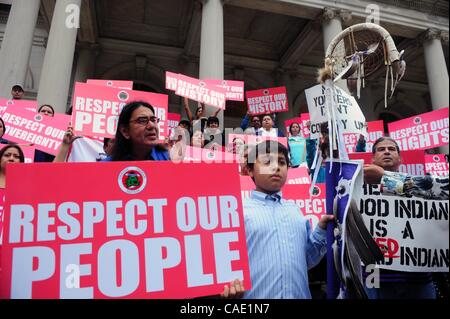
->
[434, 155, 440, 162]
[206, 150, 216, 160]
[413, 117, 422, 125]
[118, 91, 129, 101]
[6, 100, 13, 105]
[107, 81, 113, 86]
[118, 166, 147, 194]
[221, 80, 227, 86]
[312, 186, 321, 197]
[199, 81, 206, 87]
[263, 90, 269, 95]
[34, 114, 43, 122]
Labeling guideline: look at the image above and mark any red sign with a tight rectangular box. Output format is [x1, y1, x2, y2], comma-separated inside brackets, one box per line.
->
[0, 99, 37, 115]
[166, 72, 226, 110]
[0, 162, 250, 299]
[0, 188, 4, 244]
[1, 107, 71, 155]
[22, 144, 36, 163]
[168, 113, 181, 140]
[180, 146, 238, 164]
[300, 113, 310, 138]
[344, 120, 384, 153]
[388, 108, 449, 151]
[204, 79, 245, 102]
[285, 167, 311, 185]
[425, 154, 449, 176]
[246, 87, 288, 115]
[87, 79, 134, 90]
[349, 150, 426, 175]
[227, 133, 288, 149]
[72, 82, 168, 141]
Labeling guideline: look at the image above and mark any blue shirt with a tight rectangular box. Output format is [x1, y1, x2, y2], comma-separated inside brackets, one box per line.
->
[288, 136, 306, 167]
[101, 147, 169, 162]
[243, 190, 327, 299]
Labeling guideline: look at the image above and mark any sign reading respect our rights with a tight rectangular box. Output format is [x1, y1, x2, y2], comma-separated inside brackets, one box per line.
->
[0, 162, 250, 299]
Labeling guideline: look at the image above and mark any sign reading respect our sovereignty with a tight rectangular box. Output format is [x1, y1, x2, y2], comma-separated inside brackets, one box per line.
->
[388, 107, 449, 151]
[305, 84, 366, 138]
[72, 82, 169, 142]
[0, 162, 250, 299]
[425, 154, 449, 176]
[246, 87, 288, 115]
[165, 72, 227, 110]
[1, 107, 70, 155]
[360, 184, 449, 272]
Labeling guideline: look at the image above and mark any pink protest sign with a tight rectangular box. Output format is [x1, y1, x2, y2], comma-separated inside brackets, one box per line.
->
[166, 72, 226, 110]
[0, 161, 250, 299]
[425, 154, 449, 176]
[1, 108, 70, 155]
[0, 188, 4, 243]
[0, 98, 37, 115]
[204, 79, 245, 101]
[286, 167, 311, 185]
[344, 120, 384, 153]
[72, 82, 169, 141]
[285, 117, 302, 136]
[87, 79, 134, 90]
[227, 133, 288, 149]
[181, 146, 238, 164]
[388, 108, 449, 151]
[22, 144, 36, 163]
[246, 87, 288, 115]
[349, 150, 426, 176]
[168, 113, 181, 139]
[300, 113, 310, 138]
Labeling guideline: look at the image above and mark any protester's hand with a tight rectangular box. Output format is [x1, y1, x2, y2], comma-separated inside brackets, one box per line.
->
[318, 215, 335, 230]
[220, 279, 245, 299]
[364, 164, 385, 184]
[63, 124, 82, 145]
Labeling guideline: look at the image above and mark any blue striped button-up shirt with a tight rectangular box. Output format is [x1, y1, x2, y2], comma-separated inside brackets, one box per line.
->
[243, 190, 327, 299]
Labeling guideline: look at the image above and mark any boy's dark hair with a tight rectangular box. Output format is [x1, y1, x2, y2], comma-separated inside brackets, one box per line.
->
[207, 116, 219, 126]
[372, 136, 400, 154]
[246, 140, 290, 171]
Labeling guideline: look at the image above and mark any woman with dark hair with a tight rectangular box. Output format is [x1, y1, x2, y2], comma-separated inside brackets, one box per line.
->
[288, 121, 306, 168]
[106, 101, 169, 161]
[0, 144, 25, 188]
[0, 117, 8, 144]
[38, 104, 55, 117]
[34, 104, 56, 162]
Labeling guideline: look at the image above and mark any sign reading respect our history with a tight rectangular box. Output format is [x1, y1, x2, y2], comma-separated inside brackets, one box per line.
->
[72, 82, 168, 141]
[246, 87, 288, 115]
[425, 154, 449, 177]
[305, 84, 366, 138]
[165, 72, 227, 110]
[388, 108, 449, 151]
[0, 162, 251, 299]
[360, 184, 449, 272]
[1, 107, 70, 155]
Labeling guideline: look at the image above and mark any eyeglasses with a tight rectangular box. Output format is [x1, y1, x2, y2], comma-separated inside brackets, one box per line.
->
[130, 116, 160, 126]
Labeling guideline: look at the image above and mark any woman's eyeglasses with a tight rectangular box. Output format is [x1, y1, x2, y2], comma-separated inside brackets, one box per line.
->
[130, 116, 160, 126]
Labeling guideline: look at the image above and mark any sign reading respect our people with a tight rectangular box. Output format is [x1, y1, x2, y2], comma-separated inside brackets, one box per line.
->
[72, 82, 169, 141]
[349, 150, 426, 176]
[388, 107, 449, 151]
[246, 87, 288, 115]
[1, 107, 70, 155]
[165, 72, 227, 110]
[305, 84, 366, 138]
[425, 154, 449, 176]
[344, 120, 384, 153]
[204, 79, 245, 102]
[0, 162, 250, 299]
[87, 79, 134, 90]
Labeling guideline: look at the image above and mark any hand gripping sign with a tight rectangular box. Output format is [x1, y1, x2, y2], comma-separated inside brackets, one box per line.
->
[0, 162, 251, 299]
[165, 72, 227, 110]
[72, 82, 169, 141]
[388, 107, 449, 151]
[246, 87, 288, 115]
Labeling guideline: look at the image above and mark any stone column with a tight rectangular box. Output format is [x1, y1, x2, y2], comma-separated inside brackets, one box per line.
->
[199, 0, 224, 127]
[74, 43, 99, 83]
[37, 0, 82, 114]
[421, 29, 449, 154]
[276, 69, 295, 136]
[0, 0, 40, 97]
